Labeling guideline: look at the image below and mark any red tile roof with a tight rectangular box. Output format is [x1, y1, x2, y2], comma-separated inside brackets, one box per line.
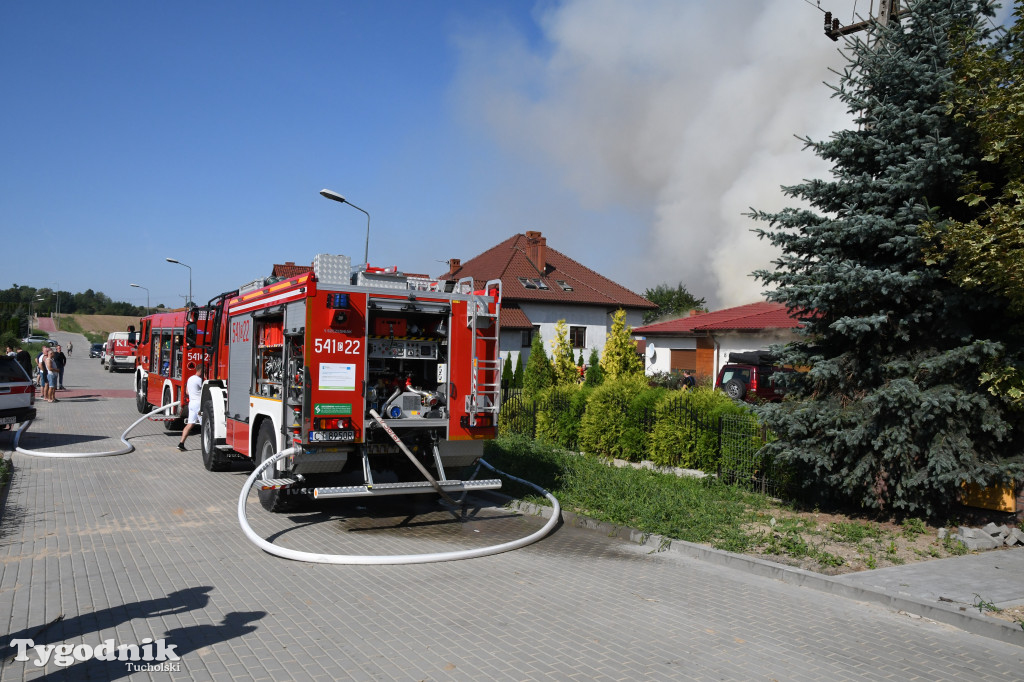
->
[499, 303, 533, 330]
[634, 302, 803, 335]
[273, 262, 314, 279]
[440, 233, 655, 310]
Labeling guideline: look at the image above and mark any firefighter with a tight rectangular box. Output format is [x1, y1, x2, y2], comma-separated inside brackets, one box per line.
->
[177, 365, 204, 452]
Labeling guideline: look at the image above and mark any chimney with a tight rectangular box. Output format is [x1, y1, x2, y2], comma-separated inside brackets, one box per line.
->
[449, 258, 461, 272]
[525, 231, 547, 273]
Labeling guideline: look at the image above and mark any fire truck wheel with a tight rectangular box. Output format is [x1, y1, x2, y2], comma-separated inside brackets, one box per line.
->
[163, 388, 184, 429]
[256, 420, 300, 513]
[201, 399, 229, 471]
[136, 378, 151, 414]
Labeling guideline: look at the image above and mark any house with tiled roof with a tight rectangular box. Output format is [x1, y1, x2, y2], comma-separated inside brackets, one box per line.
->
[440, 231, 656, 366]
[633, 302, 804, 382]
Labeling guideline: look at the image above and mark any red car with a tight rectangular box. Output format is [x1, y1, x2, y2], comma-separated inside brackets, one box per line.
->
[715, 351, 792, 403]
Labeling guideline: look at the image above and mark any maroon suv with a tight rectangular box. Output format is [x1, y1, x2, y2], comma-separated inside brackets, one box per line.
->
[715, 351, 791, 403]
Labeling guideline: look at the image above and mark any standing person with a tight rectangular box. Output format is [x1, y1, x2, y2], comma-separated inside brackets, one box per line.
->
[682, 369, 696, 389]
[54, 344, 67, 390]
[67, 342, 73, 356]
[43, 348, 59, 403]
[36, 349, 47, 391]
[177, 365, 204, 451]
[14, 344, 33, 380]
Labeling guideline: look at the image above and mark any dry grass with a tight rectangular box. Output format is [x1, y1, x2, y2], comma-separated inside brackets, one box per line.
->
[64, 315, 142, 335]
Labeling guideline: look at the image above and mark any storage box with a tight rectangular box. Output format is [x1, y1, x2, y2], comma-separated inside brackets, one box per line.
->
[373, 318, 407, 337]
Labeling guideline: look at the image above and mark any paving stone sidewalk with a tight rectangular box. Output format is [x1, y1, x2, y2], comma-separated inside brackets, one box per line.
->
[1, 342, 1022, 680]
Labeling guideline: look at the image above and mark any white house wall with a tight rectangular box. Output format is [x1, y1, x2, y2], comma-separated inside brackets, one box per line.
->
[638, 330, 801, 378]
[500, 303, 646, 367]
[641, 337, 697, 375]
[712, 331, 801, 379]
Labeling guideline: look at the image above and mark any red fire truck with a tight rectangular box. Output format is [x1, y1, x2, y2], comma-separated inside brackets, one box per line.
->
[134, 310, 214, 425]
[171, 254, 503, 512]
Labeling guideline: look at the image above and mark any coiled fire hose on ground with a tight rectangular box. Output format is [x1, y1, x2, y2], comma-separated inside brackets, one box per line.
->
[237, 447, 561, 565]
[13, 401, 181, 458]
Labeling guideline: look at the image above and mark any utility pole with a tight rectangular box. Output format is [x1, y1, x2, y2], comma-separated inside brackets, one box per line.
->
[824, 1, 907, 41]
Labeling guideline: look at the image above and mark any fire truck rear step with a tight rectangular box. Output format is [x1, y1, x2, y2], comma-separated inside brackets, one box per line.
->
[312, 478, 502, 500]
[258, 478, 301, 491]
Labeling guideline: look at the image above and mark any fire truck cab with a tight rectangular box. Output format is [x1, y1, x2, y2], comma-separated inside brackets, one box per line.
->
[198, 254, 503, 512]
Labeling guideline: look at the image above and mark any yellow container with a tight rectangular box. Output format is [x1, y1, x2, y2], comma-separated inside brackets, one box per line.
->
[962, 481, 1018, 513]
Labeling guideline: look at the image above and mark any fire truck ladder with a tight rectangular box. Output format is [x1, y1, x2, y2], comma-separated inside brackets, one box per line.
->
[459, 277, 501, 427]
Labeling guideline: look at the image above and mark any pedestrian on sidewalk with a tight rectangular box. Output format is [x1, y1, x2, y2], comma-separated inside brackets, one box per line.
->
[54, 344, 67, 390]
[43, 348, 59, 403]
[36, 349, 47, 391]
[67, 342, 73, 356]
[177, 365, 204, 451]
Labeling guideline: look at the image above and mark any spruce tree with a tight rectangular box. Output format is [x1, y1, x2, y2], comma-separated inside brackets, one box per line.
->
[502, 353, 514, 389]
[751, 0, 1023, 516]
[584, 347, 604, 387]
[522, 331, 554, 399]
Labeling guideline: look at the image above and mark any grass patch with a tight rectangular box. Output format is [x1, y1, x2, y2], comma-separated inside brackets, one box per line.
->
[827, 521, 882, 543]
[484, 434, 770, 551]
[0, 456, 9, 486]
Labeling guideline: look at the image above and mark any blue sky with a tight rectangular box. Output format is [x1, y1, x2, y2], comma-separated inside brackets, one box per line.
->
[3, 1, 1010, 310]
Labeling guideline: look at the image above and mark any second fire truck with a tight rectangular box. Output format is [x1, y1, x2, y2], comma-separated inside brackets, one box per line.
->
[139, 254, 503, 512]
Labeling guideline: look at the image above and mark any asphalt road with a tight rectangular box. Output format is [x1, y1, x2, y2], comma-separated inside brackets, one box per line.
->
[0, 331, 1022, 680]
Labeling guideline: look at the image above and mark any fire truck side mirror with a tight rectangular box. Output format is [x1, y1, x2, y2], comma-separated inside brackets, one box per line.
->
[185, 322, 197, 347]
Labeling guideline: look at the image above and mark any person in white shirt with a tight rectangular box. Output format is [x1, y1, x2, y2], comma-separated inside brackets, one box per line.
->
[177, 365, 204, 452]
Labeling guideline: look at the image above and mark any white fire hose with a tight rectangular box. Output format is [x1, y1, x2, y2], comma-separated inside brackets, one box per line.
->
[238, 447, 561, 565]
[10, 398, 561, 564]
[13, 401, 182, 458]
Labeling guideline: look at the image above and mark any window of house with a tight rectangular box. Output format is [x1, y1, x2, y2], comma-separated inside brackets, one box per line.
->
[521, 329, 533, 347]
[556, 280, 574, 291]
[569, 326, 586, 349]
[533, 279, 549, 290]
[518, 277, 537, 289]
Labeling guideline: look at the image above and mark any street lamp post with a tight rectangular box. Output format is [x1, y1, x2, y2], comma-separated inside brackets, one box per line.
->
[130, 283, 150, 312]
[165, 258, 193, 305]
[320, 189, 371, 267]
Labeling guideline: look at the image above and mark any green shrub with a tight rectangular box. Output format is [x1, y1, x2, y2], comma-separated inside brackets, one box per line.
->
[498, 393, 534, 437]
[619, 385, 668, 461]
[578, 375, 649, 459]
[535, 384, 591, 449]
[648, 387, 750, 471]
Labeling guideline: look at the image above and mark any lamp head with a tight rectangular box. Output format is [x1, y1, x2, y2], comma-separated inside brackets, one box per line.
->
[166, 258, 179, 264]
[320, 189, 346, 204]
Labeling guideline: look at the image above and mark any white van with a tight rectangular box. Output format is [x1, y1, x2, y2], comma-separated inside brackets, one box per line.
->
[103, 330, 139, 373]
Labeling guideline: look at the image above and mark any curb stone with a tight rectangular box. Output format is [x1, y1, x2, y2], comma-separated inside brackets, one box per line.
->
[500, 497, 1024, 648]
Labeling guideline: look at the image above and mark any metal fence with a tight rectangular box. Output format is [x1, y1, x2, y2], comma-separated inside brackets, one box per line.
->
[717, 413, 786, 497]
[499, 388, 784, 495]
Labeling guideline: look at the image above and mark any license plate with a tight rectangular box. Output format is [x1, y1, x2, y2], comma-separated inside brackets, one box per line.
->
[0, 416, 17, 425]
[309, 430, 355, 443]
